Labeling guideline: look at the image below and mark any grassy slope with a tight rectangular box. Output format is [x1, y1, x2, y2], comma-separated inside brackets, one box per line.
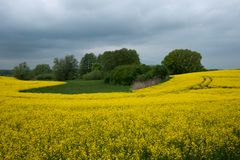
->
[21, 80, 131, 94]
[0, 70, 240, 159]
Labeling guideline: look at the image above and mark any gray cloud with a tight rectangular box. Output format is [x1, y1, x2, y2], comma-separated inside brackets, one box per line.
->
[0, 0, 239, 69]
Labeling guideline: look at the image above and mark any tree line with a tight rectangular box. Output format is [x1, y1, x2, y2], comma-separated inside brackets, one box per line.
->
[12, 48, 205, 85]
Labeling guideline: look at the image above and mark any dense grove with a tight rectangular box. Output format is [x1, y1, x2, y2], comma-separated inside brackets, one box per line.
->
[12, 48, 205, 86]
[0, 70, 240, 159]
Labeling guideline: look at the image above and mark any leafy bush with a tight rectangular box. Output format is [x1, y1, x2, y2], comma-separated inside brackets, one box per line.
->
[82, 70, 104, 80]
[104, 73, 111, 84]
[135, 65, 169, 82]
[53, 55, 78, 81]
[33, 64, 51, 76]
[108, 65, 144, 85]
[79, 53, 97, 76]
[0, 70, 13, 76]
[35, 73, 55, 80]
[136, 72, 154, 81]
[152, 65, 169, 79]
[108, 64, 169, 85]
[98, 48, 140, 72]
[13, 62, 32, 80]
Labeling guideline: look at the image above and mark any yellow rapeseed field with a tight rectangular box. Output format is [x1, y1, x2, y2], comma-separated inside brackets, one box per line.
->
[0, 70, 240, 159]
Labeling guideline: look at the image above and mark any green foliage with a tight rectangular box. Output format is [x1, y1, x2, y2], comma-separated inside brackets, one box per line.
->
[22, 80, 130, 94]
[135, 65, 169, 82]
[98, 48, 140, 72]
[35, 73, 55, 80]
[108, 64, 169, 85]
[53, 55, 78, 81]
[136, 72, 154, 81]
[92, 63, 102, 71]
[0, 70, 13, 76]
[104, 72, 111, 84]
[79, 53, 97, 76]
[152, 65, 169, 79]
[13, 62, 32, 80]
[162, 49, 205, 74]
[33, 64, 51, 76]
[108, 65, 144, 85]
[82, 70, 104, 80]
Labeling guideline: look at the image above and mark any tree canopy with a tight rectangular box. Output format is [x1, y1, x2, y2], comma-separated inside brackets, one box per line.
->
[107, 64, 169, 86]
[11, 48, 205, 85]
[53, 55, 78, 81]
[98, 48, 140, 72]
[162, 49, 205, 74]
[33, 64, 51, 76]
[79, 53, 97, 76]
[13, 62, 32, 80]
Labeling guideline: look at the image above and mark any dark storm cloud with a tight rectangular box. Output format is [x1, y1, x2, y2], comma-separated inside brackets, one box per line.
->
[0, 0, 239, 69]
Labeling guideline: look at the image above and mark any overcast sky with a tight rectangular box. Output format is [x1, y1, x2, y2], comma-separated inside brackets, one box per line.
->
[0, 0, 239, 69]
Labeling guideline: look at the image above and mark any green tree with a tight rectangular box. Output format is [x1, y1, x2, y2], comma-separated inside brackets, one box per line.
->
[152, 65, 169, 79]
[53, 55, 78, 81]
[98, 48, 140, 72]
[0, 70, 12, 76]
[135, 65, 169, 82]
[33, 64, 51, 76]
[108, 65, 144, 85]
[13, 62, 32, 80]
[79, 53, 97, 76]
[92, 63, 102, 71]
[162, 49, 205, 74]
[82, 70, 104, 80]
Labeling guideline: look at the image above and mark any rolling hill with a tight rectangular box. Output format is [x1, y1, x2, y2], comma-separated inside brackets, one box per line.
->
[0, 69, 239, 159]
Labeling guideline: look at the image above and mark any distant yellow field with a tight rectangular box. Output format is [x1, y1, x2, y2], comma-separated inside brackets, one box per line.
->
[0, 70, 240, 159]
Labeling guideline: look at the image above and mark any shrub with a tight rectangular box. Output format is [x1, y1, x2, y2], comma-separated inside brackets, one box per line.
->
[136, 74, 147, 82]
[35, 73, 55, 80]
[53, 55, 78, 81]
[104, 73, 111, 83]
[13, 62, 32, 80]
[108, 64, 169, 85]
[135, 65, 169, 82]
[79, 53, 97, 76]
[98, 48, 140, 72]
[33, 64, 51, 76]
[108, 65, 144, 85]
[0, 70, 13, 76]
[82, 70, 104, 80]
[136, 72, 154, 82]
[152, 65, 169, 79]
